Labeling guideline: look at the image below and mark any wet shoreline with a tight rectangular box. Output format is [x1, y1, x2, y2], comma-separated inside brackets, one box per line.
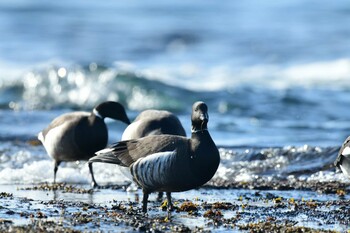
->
[1, 140, 349, 232]
[1, 182, 349, 232]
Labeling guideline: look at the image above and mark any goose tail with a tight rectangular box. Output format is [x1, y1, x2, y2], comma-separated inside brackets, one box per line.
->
[88, 147, 127, 167]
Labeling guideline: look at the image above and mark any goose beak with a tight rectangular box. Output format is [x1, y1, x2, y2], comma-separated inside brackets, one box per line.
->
[200, 113, 208, 132]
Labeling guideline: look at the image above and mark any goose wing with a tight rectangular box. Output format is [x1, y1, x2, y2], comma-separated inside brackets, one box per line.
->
[89, 134, 188, 167]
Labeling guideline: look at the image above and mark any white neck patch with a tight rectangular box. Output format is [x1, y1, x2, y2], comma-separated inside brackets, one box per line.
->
[191, 128, 208, 133]
[93, 108, 103, 119]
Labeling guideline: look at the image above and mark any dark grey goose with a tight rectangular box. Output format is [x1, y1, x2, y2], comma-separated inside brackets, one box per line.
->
[38, 101, 130, 187]
[89, 101, 220, 213]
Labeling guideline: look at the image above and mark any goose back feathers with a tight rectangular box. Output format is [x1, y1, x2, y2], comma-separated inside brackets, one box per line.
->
[121, 110, 186, 140]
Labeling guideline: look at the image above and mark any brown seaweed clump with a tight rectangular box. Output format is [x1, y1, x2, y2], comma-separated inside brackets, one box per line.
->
[0, 192, 13, 198]
[178, 201, 199, 212]
[203, 209, 223, 218]
[19, 183, 94, 194]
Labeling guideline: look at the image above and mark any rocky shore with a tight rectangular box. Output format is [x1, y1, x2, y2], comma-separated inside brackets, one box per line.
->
[0, 182, 349, 232]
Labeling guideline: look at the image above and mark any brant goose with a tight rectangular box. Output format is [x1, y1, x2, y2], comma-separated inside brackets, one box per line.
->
[38, 101, 130, 187]
[335, 136, 350, 177]
[89, 101, 220, 213]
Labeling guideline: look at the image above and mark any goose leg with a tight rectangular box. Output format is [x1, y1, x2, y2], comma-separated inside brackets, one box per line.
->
[166, 192, 173, 211]
[53, 161, 61, 184]
[157, 192, 163, 202]
[166, 192, 173, 219]
[88, 162, 98, 188]
[142, 190, 149, 213]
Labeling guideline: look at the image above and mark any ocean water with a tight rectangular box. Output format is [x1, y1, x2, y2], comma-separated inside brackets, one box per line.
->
[1, 0, 350, 185]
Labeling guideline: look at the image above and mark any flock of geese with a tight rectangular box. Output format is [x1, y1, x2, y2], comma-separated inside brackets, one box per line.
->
[37, 100, 350, 214]
[38, 101, 220, 213]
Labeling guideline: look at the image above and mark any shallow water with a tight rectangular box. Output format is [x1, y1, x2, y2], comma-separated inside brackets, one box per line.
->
[0, 139, 347, 186]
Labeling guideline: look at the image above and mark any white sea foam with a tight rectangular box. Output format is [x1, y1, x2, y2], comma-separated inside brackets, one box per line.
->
[0, 143, 346, 185]
[137, 58, 350, 91]
[0, 160, 130, 185]
[1, 58, 350, 92]
[0, 58, 349, 112]
[0, 143, 130, 185]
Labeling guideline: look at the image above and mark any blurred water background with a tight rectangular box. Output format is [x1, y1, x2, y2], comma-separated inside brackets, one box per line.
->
[0, 0, 350, 185]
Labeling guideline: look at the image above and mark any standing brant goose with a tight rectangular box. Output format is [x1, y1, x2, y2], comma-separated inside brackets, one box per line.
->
[335, 136, 350, 177]
[38, 101, 130, 187]
[89, 101, 220, 213]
